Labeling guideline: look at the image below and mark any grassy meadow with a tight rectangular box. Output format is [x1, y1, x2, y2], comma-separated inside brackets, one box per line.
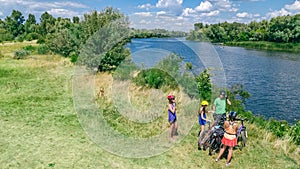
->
[0, 41, 299, 168]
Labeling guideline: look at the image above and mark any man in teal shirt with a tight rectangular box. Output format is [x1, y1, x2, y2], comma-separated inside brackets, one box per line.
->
[212, 90, 231, 127]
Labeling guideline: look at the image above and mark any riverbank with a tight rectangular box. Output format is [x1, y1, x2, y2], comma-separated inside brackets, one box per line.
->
[0, 41, 299, 168]
[222, 41, 300, 53]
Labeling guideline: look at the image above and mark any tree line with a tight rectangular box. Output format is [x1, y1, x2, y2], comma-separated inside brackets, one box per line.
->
[0, 8, 126, 59]
[187, 14, 300, 43]
[0, 8, 185, 71]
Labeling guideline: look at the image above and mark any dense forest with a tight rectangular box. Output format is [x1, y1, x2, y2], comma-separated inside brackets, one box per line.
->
[187, 14, 300, 43]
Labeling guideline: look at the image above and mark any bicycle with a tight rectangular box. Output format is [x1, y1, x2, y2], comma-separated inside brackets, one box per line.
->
[198, 121, 211, 150]
[235, 118, 248, 149]
[202, 114, 226, 155]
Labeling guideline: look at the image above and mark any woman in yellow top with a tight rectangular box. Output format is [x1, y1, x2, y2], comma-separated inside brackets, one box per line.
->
[215, 111, 238, 167]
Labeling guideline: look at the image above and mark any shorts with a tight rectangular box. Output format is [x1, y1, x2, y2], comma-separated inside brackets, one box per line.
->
[169, 116, 177, 124]
[198, 116, 206, 126]
[168, 112, 177, 124]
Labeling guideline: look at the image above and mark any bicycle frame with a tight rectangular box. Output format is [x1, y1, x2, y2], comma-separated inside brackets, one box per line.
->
[202, 115, 226, 152]
[236, 118, 247, 137]
[236, 118, 248, 148]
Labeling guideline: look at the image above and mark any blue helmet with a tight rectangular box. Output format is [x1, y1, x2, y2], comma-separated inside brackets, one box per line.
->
[229, 111, 237, 120]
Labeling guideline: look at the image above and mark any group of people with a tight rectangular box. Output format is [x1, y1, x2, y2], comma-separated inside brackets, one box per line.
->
[167, 90, 238, 167]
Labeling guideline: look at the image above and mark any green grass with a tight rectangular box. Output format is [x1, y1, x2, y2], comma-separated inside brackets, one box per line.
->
[0, 42, 299, 168]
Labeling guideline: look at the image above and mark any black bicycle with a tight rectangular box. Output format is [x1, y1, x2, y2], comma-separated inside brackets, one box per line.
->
[198, 121, 211, 150]
[202, 114, 226, 155]
[208, 125, 224, 155]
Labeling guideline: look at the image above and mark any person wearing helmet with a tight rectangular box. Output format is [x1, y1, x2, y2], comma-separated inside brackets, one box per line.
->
[211, 90, 231, 128]
[228, 111, 237, 121]
[198, 100, 211, 150]
[167, 94, 178, 142]
[215, 111, 238, 167]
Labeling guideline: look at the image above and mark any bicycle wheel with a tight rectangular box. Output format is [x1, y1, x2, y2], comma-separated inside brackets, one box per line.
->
[209, 139, 217, 156]
[202, 137, 209, 151]
[241, 130, 247, 147]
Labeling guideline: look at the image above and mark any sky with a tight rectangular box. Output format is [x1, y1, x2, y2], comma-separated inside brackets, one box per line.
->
[0, 0, 300, 32]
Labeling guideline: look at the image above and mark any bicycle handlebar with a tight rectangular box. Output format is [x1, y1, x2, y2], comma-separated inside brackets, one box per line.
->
[235, 118, 247, 121]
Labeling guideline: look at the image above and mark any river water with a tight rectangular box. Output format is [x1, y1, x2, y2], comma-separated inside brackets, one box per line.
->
[126, 38, 300, 124]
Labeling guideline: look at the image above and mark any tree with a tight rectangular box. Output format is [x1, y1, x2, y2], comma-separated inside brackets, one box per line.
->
[0, 20, 14, 42]
[78, 17, 131, 71]
[47, 28, 80, 57]
[73, 16, 80, 24]
[44, 14, 82, 57]
[195, 69, 212, 101]
[188, 14, 298, 43]
[291, 14, 300, 42]
[4, 10, 25, 38]
[80, 7, 124, 42]
[23, 13, 40, 41]
[194, 23, 203, 31]
[39, 12, 56, 36]
[24, 13, 37, 34]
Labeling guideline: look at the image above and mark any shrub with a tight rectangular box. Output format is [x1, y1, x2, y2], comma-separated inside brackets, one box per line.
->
[253, 115, 268, 128]
[70, 52, 78, 63]
[25, 32, 40, 41]
[0, 32, 14, 42]
[289, 120, 300, 145]
[133, 68, 178, 89]
[16, 35, 25, 42]
[13, 49, 30, 59]
[37, 45, 49, 54]
[37, 36, 46, 44]
[23, 45, 37, 52]
[268, 118, 290, 138]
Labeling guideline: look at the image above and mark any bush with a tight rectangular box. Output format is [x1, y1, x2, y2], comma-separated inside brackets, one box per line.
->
[25, 32, 40, 41]
[252, 115, 268, 128]
[70, 54, 78, 63]
[16, 35, 25, 42]
[37, 36, 46, 44]
[13, 49, 30, 59]
[23, 45, 37, 52]
[268, 118, 290, 138]
[69, 51, 80, 63]
[37, 45, 49, 54]
[133, 68, 178, 89]
[289, 120, 300, 145]
[0, 32, 14, 42]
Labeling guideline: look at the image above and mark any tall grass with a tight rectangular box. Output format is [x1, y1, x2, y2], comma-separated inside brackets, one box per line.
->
[0, 42, 299, 168]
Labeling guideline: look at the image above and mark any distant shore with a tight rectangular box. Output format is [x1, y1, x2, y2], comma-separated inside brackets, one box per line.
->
[220, 41, 300, 53]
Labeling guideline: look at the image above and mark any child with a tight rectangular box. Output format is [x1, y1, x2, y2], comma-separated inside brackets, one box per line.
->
[198, 100, 210, 150]
[167, 94, 178, 141]
[215, 111, 238, 167]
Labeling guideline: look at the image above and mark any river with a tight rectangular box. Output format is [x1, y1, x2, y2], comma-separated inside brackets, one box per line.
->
[126, 38, 300, 124]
